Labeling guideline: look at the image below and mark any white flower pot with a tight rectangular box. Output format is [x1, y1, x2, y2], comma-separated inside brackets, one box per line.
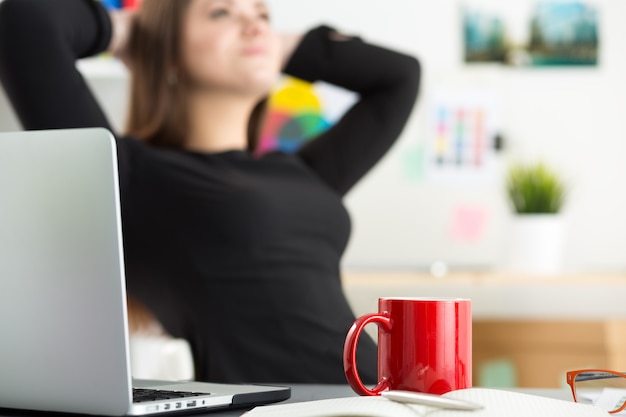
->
[503, 214, 566, 276]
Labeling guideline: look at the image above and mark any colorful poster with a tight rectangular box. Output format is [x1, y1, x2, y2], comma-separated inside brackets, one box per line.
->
[100, 0, 141, 9]
[257, 76, 356, 154]
[424, 88, 502, 183]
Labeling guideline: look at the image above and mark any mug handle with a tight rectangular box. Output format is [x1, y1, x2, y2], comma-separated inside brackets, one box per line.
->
[343, 313, 392, 396]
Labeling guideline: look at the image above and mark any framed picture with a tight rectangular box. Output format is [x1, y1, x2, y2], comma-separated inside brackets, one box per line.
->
[463, 0, 599, 66]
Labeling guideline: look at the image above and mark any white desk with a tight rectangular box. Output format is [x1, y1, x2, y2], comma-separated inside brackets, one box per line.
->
[195, 385, 574, 417]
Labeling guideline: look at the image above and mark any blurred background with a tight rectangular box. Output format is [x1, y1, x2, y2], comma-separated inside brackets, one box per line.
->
[1, 0, 625, 388]
[1, 0, 624, 273]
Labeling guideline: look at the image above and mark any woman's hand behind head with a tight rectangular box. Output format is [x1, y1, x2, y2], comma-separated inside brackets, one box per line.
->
[108, 8, 138, 68]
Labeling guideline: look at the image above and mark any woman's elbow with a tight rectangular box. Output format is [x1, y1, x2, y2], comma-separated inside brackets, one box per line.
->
[401, 55, 422, 101]
[0, 0, 36, 27]
[0, 0, 56, 43]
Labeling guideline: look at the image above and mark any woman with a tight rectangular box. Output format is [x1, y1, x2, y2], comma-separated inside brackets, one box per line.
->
[0, 0, 420, 384]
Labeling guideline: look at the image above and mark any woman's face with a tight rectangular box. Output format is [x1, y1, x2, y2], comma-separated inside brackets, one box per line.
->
[181, 0, 281, 98]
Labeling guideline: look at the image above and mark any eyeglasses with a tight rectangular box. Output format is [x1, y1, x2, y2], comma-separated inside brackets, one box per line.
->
[567, 369, 626, 414]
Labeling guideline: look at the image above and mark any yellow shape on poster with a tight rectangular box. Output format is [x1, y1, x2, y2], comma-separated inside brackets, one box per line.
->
[269, 77, 322, 114]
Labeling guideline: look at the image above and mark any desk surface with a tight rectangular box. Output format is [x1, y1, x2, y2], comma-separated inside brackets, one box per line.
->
[0, 385, 573, 417]
[201, 384, 571, 417]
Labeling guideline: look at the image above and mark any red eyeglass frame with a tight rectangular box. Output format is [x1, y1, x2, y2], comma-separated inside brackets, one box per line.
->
[566, 369, 626, 414]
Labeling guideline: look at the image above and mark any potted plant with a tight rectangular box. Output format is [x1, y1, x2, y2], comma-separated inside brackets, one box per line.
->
[503, 162, 568, 275]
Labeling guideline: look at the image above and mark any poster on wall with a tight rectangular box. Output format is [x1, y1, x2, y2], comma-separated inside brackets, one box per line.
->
[423, 88, 502, 184]
[257, 76, 356, 155]
[463, 0, 599, 66]
[100, 0, 141, 9]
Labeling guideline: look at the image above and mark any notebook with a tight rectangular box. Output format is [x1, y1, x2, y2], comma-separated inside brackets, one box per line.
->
[0, 128, 290, 416]
[243, 387, 609, 417]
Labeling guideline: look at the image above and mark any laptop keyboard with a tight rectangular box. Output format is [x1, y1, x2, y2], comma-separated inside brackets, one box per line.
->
[133, 388, 207, 403]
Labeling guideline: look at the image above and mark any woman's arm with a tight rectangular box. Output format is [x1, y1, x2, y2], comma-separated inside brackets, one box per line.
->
[0, 0, 114, 132]
[286, 26, 421, 196]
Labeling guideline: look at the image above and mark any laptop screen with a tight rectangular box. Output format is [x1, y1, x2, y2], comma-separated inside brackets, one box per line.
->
[0, 128, 133, 415]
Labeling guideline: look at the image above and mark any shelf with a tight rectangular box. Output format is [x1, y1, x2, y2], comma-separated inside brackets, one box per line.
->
[342, 270, 626, 319]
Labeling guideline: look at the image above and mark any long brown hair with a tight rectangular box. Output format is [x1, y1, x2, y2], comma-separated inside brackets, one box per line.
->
[124, 0, 267, 152]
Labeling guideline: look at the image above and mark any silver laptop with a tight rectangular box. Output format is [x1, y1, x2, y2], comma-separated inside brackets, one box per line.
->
[0, 128, 290, 416]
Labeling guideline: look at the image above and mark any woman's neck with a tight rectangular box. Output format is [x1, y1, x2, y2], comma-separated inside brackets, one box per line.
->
[184, 92, 257, 153]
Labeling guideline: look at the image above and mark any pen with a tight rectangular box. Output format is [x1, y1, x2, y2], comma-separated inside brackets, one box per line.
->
[381, 390, 484, 411]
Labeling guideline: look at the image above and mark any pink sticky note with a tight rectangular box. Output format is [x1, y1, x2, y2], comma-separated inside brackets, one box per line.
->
[451, 205, 488, 242]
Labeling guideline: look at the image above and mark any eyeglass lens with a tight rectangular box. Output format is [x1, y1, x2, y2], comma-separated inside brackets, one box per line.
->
[574, 371, 626, 413]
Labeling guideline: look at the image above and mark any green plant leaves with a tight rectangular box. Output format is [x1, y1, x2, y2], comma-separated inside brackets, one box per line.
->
[506, 163, 566, 214]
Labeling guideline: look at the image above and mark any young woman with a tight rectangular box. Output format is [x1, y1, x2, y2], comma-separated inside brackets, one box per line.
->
[0, 0, 420, 384]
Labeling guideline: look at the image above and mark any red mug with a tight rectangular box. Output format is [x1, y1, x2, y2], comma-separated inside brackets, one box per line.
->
[344, 297, 471, 396]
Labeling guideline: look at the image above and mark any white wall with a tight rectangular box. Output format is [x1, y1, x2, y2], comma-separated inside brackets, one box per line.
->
[269, 0, 626, 272]
[1, 0, 625, 272]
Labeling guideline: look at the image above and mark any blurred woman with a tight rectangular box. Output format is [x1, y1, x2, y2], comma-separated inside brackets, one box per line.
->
[0, 0, 420, 383]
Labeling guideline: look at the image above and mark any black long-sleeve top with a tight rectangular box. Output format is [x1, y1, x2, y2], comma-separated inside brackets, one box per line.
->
[0, 0, 420, 384]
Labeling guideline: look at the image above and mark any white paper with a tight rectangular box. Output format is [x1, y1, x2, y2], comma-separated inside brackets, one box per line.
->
[594, 388, 626, 415]
[244, 388, 609, 417]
